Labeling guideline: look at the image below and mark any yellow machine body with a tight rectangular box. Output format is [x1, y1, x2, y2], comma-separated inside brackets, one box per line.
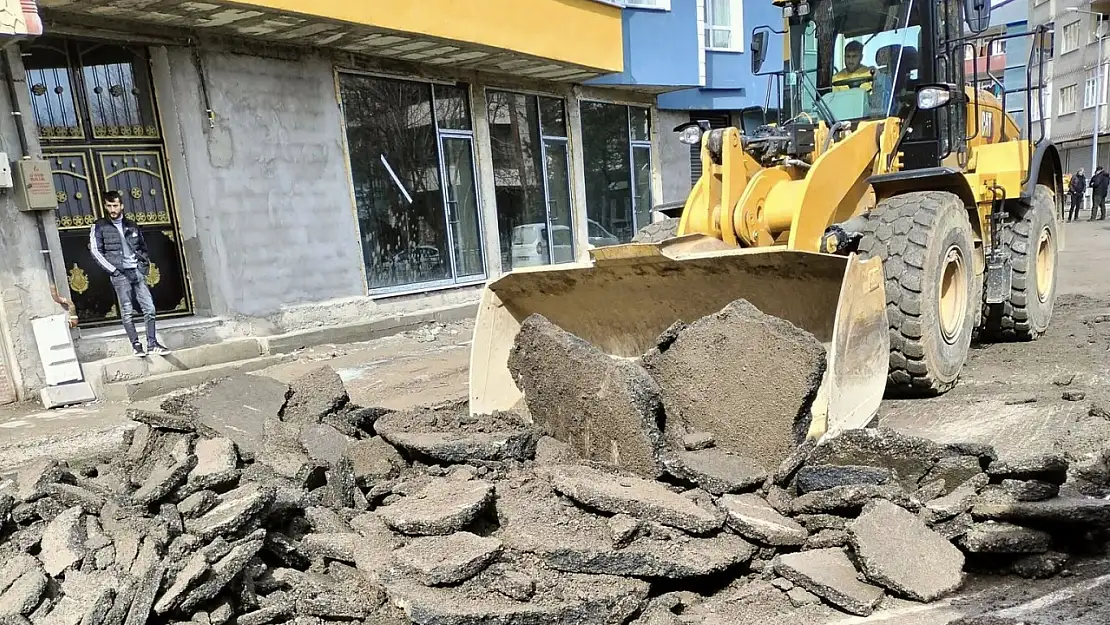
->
[469, 64, 1059, 445]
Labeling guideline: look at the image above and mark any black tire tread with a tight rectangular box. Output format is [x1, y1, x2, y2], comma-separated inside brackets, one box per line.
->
[857, 191, 973, 396]
[982, 185, 1055, 342]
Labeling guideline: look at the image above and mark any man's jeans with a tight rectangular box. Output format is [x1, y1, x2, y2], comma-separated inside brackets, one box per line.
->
[1070, 194, 1084, 221]
[1093, 193, 1107, 220]
[110, 268, 156, 346]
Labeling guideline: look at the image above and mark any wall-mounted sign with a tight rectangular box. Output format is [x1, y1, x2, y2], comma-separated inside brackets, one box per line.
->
[16, 158, 57, 211]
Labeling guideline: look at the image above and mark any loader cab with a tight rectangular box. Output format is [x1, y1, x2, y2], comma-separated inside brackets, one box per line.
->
[781, 0, 970, 170]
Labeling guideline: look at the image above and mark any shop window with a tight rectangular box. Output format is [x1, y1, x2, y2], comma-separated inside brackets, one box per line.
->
[581, 102, 653, 245]
[486, 91, 573, 271]
[339, 75, 484, 292]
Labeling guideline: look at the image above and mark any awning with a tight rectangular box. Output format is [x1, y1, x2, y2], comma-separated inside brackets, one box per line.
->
[37, 0, 624, 81]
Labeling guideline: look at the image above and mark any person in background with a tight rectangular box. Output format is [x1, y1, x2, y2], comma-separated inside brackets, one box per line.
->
[1069, 168, 1087, 222]
[1090, 166, 1109, 221]
[89, 190, 171, 358]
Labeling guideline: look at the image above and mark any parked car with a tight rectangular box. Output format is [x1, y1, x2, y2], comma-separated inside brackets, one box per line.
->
[510, 220, 620, 268]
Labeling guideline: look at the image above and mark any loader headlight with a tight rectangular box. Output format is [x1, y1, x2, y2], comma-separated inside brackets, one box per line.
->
[916, 84, 955, 110]
[678, 125, 703, 146]
[674, 120, 710, 146]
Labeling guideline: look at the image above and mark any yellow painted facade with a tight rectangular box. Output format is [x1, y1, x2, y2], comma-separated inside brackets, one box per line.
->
[236, 0, 624, 72]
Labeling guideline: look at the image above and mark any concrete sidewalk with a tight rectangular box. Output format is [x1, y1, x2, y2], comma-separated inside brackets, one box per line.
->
[0, 321, 472, 474]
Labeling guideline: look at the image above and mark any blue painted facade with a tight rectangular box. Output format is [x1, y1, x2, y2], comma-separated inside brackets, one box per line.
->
[588, 0, 782, 113]
[587, 1, 702, 88]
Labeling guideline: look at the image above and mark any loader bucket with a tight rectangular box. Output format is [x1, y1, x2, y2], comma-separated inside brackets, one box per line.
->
[469, 236, 890, 440]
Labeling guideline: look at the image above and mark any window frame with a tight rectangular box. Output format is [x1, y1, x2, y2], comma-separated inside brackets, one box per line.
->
[704, 0, 744, 52]
[990, 39, 1006, 56]
[579, 99, 656, 243]
[335, 70, 488, 297]
[1083, 64, 1109, 109]
[483, 88, 575, 271]
[1060, 83, 1078, 115]
[1062, 22, 1081, 54]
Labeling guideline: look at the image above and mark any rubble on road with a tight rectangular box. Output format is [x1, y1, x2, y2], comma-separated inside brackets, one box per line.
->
[5, 301, 1110, 625]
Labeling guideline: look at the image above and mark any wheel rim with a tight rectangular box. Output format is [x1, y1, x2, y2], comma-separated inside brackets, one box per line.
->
[1036, 227, 1055, 303]
[939, 244, 968, 344]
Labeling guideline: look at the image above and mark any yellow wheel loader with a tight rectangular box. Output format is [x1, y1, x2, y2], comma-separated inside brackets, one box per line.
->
[470, 0, 1062, 441]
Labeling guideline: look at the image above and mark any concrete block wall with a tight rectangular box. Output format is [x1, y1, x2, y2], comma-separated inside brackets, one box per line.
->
[161, 48, 366, 319]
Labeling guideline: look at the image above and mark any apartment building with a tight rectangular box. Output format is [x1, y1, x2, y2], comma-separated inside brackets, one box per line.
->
[1033, 0, 1110, 170]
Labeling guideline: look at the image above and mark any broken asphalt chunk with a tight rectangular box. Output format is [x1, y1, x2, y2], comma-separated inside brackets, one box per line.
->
[377, 479, 493, 536]
[375, 410, 538, 464]
[546, 465, 724, 535]
[790, 483, 918, 516]
[643, 300, 825, 473]
[794, 465, 893, 494]
[508, 314, 666, 478]
[773, 548, 884, 616]
[958, 522, 1052, 554]
[971, 496, 1110, 527]
[719, 494, 807, 546]
[850, 500, 964, 601]
[986, 454, 1069, 485]
[183, 483, 273, 540]
[392, 533, 503, 586]
[664, 450, 766, 495]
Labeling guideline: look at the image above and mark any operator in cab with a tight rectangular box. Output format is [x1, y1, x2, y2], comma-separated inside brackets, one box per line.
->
[831, 40, 875, 93]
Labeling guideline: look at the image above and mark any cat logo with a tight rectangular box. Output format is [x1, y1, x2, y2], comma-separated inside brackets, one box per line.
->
[981, 111, 994, 141]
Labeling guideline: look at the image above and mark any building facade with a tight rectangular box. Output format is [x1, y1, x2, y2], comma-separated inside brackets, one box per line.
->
[586, 0, 780, 205]
[0, 0, 713, 401]
[962, 0, 1030, 127]
[1033, 0, 1110, 171]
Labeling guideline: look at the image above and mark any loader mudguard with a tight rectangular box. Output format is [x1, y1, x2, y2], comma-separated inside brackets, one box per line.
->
[867, 167, 978, 209]
[1022, 140, 1063, 205]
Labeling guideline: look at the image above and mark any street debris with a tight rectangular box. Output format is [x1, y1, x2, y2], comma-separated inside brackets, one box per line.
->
[3, 299, 1110, 625]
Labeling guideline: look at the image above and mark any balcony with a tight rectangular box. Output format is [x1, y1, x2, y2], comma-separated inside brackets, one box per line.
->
[37, 0, 624, 81]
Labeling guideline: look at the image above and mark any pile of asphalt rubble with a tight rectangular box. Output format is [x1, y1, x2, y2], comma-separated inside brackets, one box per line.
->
[2, 299, 1109, 625]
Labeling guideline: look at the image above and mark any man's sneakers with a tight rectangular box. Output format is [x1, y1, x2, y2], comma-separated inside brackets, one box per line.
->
[147, 343, 172, 356]
[133, 342, 172, 358]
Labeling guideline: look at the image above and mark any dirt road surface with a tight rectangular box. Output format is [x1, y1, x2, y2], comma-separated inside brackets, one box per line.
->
[0, 220, 1106, 624]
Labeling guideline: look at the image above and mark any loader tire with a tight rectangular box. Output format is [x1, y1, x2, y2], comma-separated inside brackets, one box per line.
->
[632, 218, 680, 243]
[982, 184, 1058, 341]
[858, 191, 977, 396]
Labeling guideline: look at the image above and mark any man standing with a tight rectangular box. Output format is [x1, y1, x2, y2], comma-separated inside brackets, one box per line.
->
[89, 190, 171, 357]
[1069, 168, 1087, 222]
[1090, 166, 1109, 221]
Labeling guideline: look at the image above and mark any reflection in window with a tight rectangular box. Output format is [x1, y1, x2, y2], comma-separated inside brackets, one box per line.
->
[581, 102, 652, 245]
[23, 43, 82, 139]
[79, 44, 159, 138]
[486, 91, 573, 270]
[340, 74, 485, 290]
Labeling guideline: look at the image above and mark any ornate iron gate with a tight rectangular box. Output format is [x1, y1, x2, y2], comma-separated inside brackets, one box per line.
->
[22, 36, 191, 326]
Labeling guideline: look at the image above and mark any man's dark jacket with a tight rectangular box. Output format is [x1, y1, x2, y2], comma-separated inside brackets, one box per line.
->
[91, 217, 150, 274]
[1092, 170, 1110, 196]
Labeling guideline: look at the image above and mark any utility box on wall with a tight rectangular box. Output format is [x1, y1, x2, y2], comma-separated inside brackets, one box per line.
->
[14, 157, 56, 210]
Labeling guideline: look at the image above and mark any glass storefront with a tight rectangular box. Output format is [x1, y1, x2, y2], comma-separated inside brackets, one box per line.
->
[339, 74, 485, 292]
[581, 101, 653, 245]
[486, 91, 574, 270]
